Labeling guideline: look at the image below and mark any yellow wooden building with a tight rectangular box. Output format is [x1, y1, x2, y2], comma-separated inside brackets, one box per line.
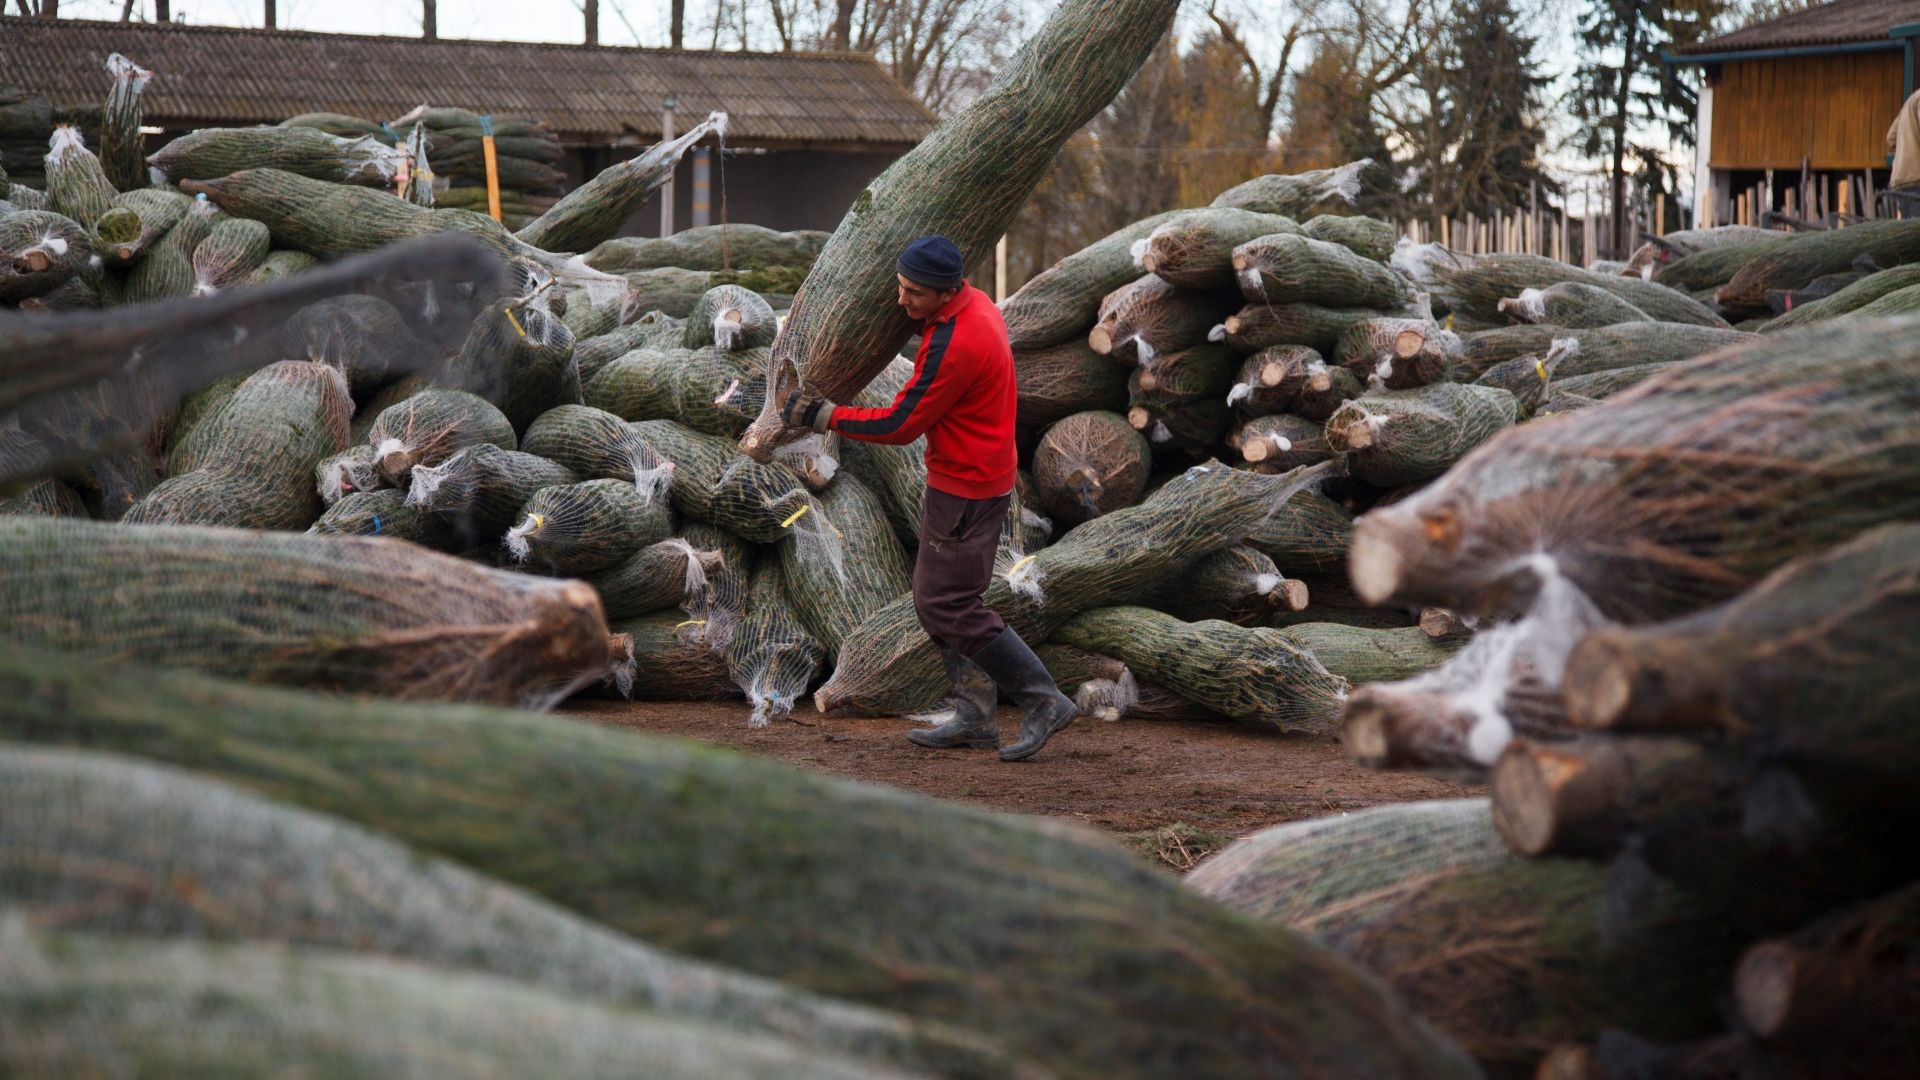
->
[1671, 0, 1919, 225]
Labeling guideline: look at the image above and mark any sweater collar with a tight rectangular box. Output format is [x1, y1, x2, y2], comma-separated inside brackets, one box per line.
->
[927, 283, 975, 325]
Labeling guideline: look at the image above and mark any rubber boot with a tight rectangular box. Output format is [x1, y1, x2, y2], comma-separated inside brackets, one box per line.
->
[971, 627, 1079, 762]
[906, 648, 999, 748]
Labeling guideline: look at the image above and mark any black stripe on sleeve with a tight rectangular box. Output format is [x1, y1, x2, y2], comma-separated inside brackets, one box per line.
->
[837, 321, 955, 438]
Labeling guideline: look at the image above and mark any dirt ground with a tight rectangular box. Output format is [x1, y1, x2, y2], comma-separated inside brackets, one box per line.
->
[566, 698, 1477, 870]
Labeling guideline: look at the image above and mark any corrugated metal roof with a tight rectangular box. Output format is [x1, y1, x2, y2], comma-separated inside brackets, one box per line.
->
[0, 16, 938, 148]
[1679, 0, 1918, 55]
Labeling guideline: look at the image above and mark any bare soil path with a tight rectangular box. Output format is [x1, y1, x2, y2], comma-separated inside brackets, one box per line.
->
[567, 699, 1476, 870]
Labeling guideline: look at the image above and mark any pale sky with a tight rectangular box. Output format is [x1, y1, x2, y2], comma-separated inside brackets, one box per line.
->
[41, 0, 1669, 213]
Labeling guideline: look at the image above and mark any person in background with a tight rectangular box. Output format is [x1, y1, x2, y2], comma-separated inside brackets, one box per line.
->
[1890, 86, 1920, 192]
[780, 235, 1080, 762]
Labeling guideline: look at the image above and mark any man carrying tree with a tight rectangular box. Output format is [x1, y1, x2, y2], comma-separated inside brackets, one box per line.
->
[779, 235, 1080, 762]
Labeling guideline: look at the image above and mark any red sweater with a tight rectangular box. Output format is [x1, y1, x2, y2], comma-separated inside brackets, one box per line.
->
[828, 283, 1018, 501]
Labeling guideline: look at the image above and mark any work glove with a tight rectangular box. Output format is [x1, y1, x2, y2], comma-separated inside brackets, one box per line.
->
[781, 391, 835, 434]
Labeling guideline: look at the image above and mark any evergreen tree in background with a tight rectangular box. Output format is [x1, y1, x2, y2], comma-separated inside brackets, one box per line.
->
[1568, 0, 1730, 255]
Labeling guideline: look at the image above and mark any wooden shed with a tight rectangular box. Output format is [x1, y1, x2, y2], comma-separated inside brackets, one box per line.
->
[0, 17, 937, 237]
[1669, 0, 1918, 226]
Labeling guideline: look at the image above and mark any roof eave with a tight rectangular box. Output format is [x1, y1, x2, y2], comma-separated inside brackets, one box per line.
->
[1666, 39, 1902, 66]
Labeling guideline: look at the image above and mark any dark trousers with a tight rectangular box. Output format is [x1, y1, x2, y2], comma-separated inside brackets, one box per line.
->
[914, 488, 1010, 656]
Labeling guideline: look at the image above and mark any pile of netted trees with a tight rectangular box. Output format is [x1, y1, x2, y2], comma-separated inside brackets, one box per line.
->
[1165, 307, 1920, 1075]
[279, 105, 568, 228]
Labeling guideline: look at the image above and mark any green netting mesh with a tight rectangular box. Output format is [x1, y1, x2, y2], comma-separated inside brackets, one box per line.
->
[1324, 382, 1517, 488]
[45, 126, 115, 232]
[684, 284, 778, 351]
[1301, 214, 1397, 262]
[1140, 208, 1301, 290]
[0, 208, 92, 302]
[1188, 798, 1507, 932]
[4, 237, 502, 501]
[1032, 409, 1151, 527]
[1143, 544, 1304, 625]
[1090, 274, 1235, 364]
[1758, 264, 1920, 332]
[0, 517, 613, 708]
[188, 216, 271, 296]
[441, 262, 582, 432]
[772, 471, 911, 660]
[1216, 300, 1396, 355]
[1496, 282, 1651, 329]
[584, 223, 829, 274]
[407, 442, 577, 543]
[627, 420, 839, 568]
[99, 53, 152, 193]
[677, 521, 755, 655]
[92, 187, 186, 267]
[147, 126, 404, 186]
[519, 403, 672, 501]
[1002, 209, 1184, 350]
[309, 486, 458, 548]
[1209, 161, 1371, 217]
[117, 195, 220, 304]
[1235, 233, 1413, 311]
[582, 346, 769, 439]
[1350, 316, 1920, 625]
[0, 744, 1015, 1078]
[607, 611, 742, 700]
[587, 537, 724, 622]
[126, 360, 353, 531]
[1715, 218, 1920, 312]
[1561, 523, 1920, 814]
[1052, 605, 1347, 733]
[1277, 623, 1465, 685]
[366, 386, 517, 487]
[726, 558, 826, 726]
[1420, 251, 1728, 328]
[1332, 314, 1457, 390]
[1233, 413, 1332, 473]
[1185, 796, 1744, 1067]
[505, 478, 674, 575]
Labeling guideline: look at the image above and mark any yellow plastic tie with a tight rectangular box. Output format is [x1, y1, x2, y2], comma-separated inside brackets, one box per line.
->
[674, 619, 707, 631]
[1443, 313, 1454, 332]
[1007, 553, 1038, 579]
[527, 512, 545, 532]
[1534, 358, 1549, 382]
[504, 307, 528, 339]
[779, 503, 812, 529]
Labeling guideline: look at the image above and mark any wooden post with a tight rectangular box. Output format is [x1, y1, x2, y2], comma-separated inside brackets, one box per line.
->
[659, 98, 677, 237]
[1863, 170, 1876, 219]
[265, 0, 276, 28]
[1656, 193, 1666, 236]
[1839, 177, 1852, 225]
[584, 0, 598, 44]
[995, 235, 1008, 303]
[422, 0, 436, 39]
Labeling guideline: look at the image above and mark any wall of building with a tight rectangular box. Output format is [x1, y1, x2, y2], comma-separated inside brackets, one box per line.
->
[1709, 51, 1906, 170]
[572, 145, 901, 240]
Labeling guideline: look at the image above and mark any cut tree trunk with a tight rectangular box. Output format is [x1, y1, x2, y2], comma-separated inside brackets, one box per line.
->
[1032, 409, 1151, 528]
